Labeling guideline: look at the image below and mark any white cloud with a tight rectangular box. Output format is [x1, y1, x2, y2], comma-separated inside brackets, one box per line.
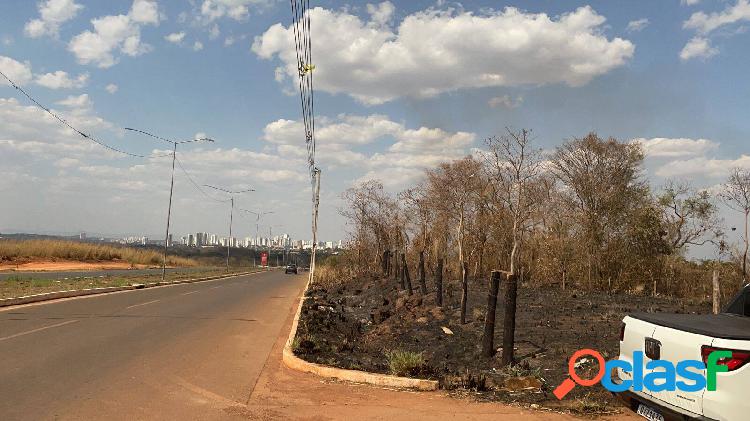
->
[223, 34, 247, 46]
[105, 83, 119, 94]
[0, 56, 33, 86]
[209, 24, 220, 40]
[253, 5, 635, 105]
[488, 95, 523, 109]
[636, 137, 719, 158]
[626, 18, 650, 32]
[130, 0, 162, 24]
[656, 156, 750, 178]
[35, 71, 89, 89]
[24, 0, 83, 38]
[193, 41, 204, 51]
[682, 0, 700, 5]
[684, 0, 750, 35]
[198, 0, 270, 23]
[56, 93, 93, 109]
[68, 0, 161, 68]
[262, 113, 474, 187]
[165, 31, 186, 44]
[367, 1, 396, 26]
[679, 36, 718, 61]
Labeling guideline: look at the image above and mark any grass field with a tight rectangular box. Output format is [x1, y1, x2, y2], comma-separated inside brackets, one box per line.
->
[0, 239, 196, 267]
[0, 267, 260, 299]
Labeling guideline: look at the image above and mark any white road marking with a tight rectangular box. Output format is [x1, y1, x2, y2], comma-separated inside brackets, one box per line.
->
[125, 299, 160, 309]
[210, 286, 222, 290]
[0, 319, 80, 342]
[180, 290, 199, 296]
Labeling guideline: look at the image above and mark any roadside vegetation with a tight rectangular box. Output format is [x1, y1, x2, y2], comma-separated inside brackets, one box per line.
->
[0, 239, 196, 267]
[0, 267, 257, 299]
[296, 131, 749, 415]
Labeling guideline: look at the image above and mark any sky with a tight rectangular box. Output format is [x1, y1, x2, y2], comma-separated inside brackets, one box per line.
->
[1, 0, 749, 252]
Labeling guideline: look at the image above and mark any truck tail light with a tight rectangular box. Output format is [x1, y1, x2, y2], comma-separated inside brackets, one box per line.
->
[701, 345, 750, 371]
[619, 322, 626, 342]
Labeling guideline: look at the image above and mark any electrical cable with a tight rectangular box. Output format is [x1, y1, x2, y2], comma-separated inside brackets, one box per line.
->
[0, 70, 172, 159]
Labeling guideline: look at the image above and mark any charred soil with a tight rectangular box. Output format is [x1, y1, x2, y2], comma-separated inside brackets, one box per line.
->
[294, 274, 711, 416]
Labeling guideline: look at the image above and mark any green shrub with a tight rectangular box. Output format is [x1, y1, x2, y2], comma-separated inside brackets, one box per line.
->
[385, 350, 426, 377]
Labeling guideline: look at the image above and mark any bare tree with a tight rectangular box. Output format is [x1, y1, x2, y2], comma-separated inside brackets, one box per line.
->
[721, 168, 750, 286]
[658, 180, 722, 252]
[486, 128, 542, 365]
[426, 157, 482, 324]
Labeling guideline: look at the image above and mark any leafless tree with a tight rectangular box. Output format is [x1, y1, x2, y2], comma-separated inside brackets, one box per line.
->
[721, 168, 750, 286]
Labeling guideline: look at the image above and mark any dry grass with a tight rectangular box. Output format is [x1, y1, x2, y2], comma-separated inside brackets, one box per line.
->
[0, 239, 196, 267]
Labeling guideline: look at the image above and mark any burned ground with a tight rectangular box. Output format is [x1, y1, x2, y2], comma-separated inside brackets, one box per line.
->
[294, 274, 711, 415]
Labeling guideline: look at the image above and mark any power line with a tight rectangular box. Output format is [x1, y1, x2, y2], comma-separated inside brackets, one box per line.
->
[174, 154, 231, 204]
[0, 69, 171, 159]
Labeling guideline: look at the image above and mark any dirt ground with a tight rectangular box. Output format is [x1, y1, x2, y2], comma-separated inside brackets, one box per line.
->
[0, 259, 151, 272]
[294, 274, 711, 416]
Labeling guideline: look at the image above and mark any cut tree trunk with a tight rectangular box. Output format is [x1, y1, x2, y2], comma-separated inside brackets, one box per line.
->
[501, 273, 518, 366]
[436, 258, 444, 307]
[418, 250, 427, 294]
[402, 253, 413, 295]
[460, 261, 468, 324]
[482, 271, 502, 357]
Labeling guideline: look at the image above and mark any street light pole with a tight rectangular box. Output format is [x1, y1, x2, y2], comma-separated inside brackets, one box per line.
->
[124, 128, 215, 281]
[164, 142, 177, 281]
[204, 185, 254, 272]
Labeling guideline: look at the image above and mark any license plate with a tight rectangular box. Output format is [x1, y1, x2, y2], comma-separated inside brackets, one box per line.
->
[637, 404, 665, 421]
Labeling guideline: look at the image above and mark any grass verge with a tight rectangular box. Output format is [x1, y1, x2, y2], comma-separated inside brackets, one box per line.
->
[0, 267, 258, 300]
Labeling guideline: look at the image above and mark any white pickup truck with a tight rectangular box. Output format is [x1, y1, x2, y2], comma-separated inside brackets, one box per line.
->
[615, 285, 750, 421]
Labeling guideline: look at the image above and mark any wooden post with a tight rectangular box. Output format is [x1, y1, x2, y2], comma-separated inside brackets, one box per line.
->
[460, 261, 469, 324]
[562, 268, 566, 291]
[482, 271, 502, 357]
[418, 250, 427, 294]
[713, 269, 721, 315]
[436, 258, 444, 307]
[501, 273, 518, 366]
[402, 253, 413, 295]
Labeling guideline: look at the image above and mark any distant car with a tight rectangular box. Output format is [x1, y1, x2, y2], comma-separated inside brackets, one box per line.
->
[285, 264, 298, 274]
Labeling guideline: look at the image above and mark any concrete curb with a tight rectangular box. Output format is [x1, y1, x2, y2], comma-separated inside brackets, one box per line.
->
[281, 278, 440, 391]
[0, 270, 261, 308]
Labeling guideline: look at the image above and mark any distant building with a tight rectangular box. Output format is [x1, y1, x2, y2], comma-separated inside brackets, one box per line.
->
[79, 232, 86, 240]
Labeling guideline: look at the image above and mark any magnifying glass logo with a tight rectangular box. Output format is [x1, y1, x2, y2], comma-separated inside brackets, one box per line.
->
[553, 349, 606, 400]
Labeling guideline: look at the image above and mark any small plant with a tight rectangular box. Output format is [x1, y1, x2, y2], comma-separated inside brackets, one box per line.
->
[569, 393, 610, 415]
[385, 349, 426, 377]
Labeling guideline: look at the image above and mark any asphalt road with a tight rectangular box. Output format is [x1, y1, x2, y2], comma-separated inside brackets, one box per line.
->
[0, 270, 307, 420]
[0, 267, 210, 281]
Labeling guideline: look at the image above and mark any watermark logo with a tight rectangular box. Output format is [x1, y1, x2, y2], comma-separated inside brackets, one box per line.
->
[552, 348, 731, 399]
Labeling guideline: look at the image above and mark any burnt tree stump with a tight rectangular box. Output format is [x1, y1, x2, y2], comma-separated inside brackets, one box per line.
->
[436, 258, 444, 307]
[501, 272, 518, 366]
[401, 253, 413, 295]
[460, 261, 469, 324]
[481, 271, 502, 357]
[418, 250, 427, 294]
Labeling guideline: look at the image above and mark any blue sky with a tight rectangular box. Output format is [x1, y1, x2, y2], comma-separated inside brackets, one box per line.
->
[1, 0, 749, 252]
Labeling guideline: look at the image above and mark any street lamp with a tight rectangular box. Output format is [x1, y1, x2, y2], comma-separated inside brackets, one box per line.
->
[124, 128, 215, 281]
[203, 185, 254, 271]
[238, 209, 274, 267]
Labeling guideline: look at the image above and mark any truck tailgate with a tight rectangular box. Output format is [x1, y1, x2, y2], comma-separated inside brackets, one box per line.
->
[649, 325, 707, 415]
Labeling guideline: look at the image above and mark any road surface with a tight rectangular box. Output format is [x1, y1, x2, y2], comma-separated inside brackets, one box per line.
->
[0, 270, 307, 420]
[0, 270, 637, 420]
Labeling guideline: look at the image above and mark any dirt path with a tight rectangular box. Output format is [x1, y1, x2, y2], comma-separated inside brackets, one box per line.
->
[0, 259, 149, 271]
[245, 292, 642, 421]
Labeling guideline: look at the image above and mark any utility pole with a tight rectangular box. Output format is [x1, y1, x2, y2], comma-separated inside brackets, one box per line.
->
[309, 168, 321, 284]
[204, 185, 254, 272]
[124, 128, 215, 281]
[238, 209, 274, 268]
